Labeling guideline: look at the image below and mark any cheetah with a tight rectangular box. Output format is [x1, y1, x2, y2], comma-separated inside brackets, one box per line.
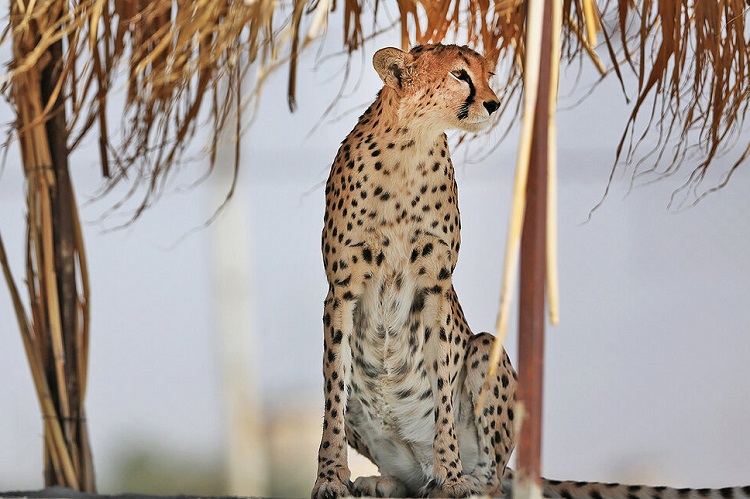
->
[312, 44, 750, 499]
[313, 43, 516, 499]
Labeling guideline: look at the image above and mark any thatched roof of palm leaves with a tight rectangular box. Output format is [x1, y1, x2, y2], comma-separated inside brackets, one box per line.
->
[4, 0, 749, 215]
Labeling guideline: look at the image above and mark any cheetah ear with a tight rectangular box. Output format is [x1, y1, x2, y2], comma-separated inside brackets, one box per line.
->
[373, 47, 413, 91]
[484, 53, 498, 77]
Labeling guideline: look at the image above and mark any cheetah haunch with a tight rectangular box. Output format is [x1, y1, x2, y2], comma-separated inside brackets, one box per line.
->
[313, 44, 516, 499]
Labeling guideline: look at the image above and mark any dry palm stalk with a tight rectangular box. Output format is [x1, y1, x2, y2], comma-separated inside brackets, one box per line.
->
[581, 0, 598, 45]
[0, 234, 80, 488]
[7, 0, 95, 490]
[547, 0, 562, 327]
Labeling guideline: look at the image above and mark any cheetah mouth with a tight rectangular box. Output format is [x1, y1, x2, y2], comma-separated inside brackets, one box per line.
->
[463, 118, 490, 124]
[460, 117, 492, 130]
[459, 112, 492, 124]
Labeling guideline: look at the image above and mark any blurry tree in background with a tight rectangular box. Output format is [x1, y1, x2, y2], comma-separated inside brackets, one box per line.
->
[1, 0, 749, 492]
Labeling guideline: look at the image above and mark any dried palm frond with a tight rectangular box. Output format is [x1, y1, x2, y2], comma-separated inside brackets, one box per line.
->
[611, 1, 750, 206]
[3, 1, 749, 216]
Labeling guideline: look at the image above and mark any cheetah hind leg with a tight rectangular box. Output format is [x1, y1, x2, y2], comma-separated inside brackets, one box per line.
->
[352, 476, 408, 498]
[461, 332, 518, 496]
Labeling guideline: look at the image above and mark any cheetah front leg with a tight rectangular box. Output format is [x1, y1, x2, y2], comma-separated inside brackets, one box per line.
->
[312, 289, 355, 499]
[415, 239, 471, 498]
[423, 289, 472, 498]
[463, 332, 517, 495]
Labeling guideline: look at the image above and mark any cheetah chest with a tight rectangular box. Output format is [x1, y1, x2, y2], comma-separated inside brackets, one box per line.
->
[348, 241, 435, 435]
[328, 133, 462, 442]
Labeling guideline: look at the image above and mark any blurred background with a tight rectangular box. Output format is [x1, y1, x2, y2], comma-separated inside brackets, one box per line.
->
[1, 21, 750, 499]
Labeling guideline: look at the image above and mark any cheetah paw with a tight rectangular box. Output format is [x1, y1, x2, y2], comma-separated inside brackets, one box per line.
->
[432, 481, 472, 498]
[312, 477, 351, 499]
[352, 475, 408, 497]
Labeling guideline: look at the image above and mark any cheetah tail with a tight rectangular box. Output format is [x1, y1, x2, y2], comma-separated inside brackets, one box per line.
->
[502, 469, 750, 499]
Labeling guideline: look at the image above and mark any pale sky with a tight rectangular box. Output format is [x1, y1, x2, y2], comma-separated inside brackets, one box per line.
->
[1, 24, 750, 495]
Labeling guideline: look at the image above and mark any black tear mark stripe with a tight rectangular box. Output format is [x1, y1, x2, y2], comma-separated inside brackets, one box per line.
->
[455, 70, 476, 120]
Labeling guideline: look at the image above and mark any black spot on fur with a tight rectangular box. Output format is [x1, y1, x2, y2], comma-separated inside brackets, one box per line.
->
[362, 248, 372, 263]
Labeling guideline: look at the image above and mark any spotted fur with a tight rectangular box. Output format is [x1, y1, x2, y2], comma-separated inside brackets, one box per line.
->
[312, 44, 514, 499]
[538, 476, 750, 499]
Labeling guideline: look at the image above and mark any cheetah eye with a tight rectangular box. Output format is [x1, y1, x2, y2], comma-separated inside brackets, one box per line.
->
[449, 69, 471, 84]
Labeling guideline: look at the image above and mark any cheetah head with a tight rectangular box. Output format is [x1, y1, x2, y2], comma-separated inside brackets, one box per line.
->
[373, 44, 500, 134]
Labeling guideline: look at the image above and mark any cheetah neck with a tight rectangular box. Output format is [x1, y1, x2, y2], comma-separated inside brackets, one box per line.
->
[333, 86, 461, 258]
[368, 87, 450, 157]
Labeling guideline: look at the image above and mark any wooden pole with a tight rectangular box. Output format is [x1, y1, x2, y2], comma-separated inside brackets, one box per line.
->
[515, 0, 553, 491]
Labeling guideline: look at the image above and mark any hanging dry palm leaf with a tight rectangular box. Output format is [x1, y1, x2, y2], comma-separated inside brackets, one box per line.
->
[4, 1, 748, 214]
[615, 1, 750, 205]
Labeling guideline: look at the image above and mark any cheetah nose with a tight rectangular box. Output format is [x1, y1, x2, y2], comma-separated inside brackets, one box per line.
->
[483, 100, 500, 115]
